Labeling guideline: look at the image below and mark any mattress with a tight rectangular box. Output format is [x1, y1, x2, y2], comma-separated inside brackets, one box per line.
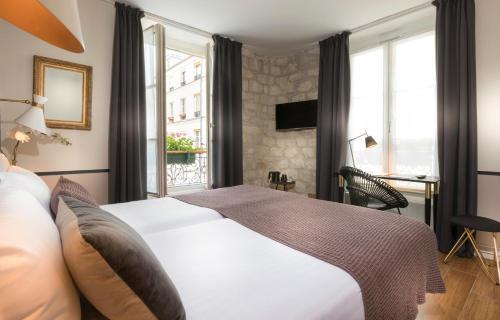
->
[101, 197, 223, 234]
[143, 219, 364, 320]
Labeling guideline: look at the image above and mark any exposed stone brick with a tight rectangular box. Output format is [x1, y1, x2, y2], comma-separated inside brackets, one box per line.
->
[242, 46, 320, 196]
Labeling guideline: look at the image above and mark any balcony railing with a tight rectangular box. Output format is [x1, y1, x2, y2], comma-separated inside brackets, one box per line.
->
[166, 151, 207, 189]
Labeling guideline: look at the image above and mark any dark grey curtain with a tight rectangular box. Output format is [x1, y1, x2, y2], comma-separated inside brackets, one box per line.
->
[211, 35, 243, 188]
[109, 3, 147, 203]
[316, 32, 351, 201]
[434, 0, 478, 256]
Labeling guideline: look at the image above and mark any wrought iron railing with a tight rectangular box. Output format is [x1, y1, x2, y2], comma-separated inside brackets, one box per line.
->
[166, 151, 207, 188]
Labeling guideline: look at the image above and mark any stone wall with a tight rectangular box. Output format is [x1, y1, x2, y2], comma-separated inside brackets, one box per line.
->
[242, 46, 320, 195]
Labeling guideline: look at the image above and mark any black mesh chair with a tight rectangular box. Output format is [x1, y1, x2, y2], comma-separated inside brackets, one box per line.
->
[339, 166, 409, 214]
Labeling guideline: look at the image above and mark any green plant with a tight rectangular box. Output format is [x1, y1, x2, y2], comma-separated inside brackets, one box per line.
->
[166, 135, 203, 152]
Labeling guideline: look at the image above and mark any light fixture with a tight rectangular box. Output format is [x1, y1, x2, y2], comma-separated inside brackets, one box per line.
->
[0, 0, 85, 53]
[0, 95, 49, 164]
[348, 130, 378, 168]
[0, 95, 49, 135]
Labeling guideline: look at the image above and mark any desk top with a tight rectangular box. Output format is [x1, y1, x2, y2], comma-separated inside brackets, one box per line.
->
[374, 174, 440, 184]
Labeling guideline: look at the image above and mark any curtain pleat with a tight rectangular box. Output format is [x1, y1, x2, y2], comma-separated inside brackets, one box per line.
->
[109, 2, 147, 203]
[316, 32, 351, 202]
[211, 35, 243, 188]
[434, 0, 478, 256]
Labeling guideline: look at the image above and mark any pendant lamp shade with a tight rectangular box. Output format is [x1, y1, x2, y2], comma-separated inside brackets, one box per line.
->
[0, 0, 85, 53]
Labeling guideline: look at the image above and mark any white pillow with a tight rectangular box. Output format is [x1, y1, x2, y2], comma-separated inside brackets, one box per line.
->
[0, 166, 51, 213]
[0, 187, 81, 319]
[0, 154, 9, 172]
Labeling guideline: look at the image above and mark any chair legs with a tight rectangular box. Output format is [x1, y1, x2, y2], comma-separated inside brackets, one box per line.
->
[444, 228, 500, 285]
[396, 207, 401, 215]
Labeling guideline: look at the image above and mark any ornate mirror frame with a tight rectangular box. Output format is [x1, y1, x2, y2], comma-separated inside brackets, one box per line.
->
[33, 55, 92, 130]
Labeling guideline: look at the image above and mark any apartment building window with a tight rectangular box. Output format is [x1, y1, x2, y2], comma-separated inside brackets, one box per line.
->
[348, 31, 437, 189]
[180, 98, 186, 119]
[194, 129, 201, 147]
[194, 62, 201, 79]
[194, 93, 201, 117]
[181, 71, 186, 85]
[168, 102, 174, 123]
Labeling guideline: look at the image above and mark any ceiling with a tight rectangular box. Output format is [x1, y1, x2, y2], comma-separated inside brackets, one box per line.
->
[125, 0, 431, 53]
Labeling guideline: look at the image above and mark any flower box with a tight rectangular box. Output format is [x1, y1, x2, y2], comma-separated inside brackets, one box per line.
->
[166, 150, 205, 165]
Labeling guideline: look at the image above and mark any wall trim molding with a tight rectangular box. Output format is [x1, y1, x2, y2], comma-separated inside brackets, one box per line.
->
[478, 171, 500, 176]
[35, 169, 110, 176]
[479, 249, 499, 261]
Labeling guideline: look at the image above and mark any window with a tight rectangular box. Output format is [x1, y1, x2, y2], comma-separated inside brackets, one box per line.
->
[181, 71, 186, 85]
[145, 22, 211, 196]
[169, 102, 174, 115]
[194, 61, 201, 79]
[348, 31, 437, 189]
[194, 93, 201, 113]
[194, 129, 201, 147]
[180, 98, 186, 114]
[144, 26, 158, 194]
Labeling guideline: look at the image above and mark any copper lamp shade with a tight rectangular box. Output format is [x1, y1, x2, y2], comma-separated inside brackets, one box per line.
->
[365, 136, 378, 148]
[0, 0, 85, 53]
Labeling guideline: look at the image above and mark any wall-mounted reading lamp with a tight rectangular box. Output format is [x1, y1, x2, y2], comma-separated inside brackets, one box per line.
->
[0, 95, 49, 164]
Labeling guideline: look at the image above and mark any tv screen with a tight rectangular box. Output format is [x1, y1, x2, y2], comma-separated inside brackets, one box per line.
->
[276, 100, 317, 131]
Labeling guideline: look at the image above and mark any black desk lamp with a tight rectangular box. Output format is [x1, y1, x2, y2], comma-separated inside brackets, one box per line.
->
[348, 131, 378, 168]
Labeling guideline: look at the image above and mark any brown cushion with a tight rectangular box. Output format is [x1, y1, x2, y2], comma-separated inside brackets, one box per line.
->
[50, 176, 98, 217]
[56, 196, 186, 320]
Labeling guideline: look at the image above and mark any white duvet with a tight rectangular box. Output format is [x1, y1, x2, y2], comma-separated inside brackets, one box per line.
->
[104, 197, 364, 320]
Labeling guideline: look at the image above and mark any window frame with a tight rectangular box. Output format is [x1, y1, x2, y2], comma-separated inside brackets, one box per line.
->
[143, 22, 213, 197]
[349, 29, 437, 192]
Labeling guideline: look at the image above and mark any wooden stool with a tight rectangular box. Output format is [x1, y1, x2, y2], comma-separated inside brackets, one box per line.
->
[444, 216, 500, 285]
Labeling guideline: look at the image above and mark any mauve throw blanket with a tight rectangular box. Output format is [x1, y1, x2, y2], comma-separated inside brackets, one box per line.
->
[173, 185, 445, 320]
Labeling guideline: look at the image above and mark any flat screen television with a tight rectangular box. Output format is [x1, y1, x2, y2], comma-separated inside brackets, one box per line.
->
[276, 99, 317, 131]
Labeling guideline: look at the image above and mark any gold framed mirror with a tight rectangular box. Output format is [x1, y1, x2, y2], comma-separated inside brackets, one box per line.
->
[33, 55, 92, 130]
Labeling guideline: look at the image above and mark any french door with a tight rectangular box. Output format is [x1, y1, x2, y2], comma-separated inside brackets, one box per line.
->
[144, 24, 212, 197]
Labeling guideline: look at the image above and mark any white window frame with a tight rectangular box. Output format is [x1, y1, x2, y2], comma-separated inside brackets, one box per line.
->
[349, 29, 436, 191]
[144, 22, 212, 197]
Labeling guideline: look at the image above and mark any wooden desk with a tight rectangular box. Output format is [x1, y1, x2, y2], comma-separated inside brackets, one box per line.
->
[374, 174, 440, 231]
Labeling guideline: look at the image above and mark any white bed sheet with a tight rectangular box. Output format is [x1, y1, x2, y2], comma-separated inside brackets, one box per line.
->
[101, 197, 223, 234]
[144, 219, 364, 320]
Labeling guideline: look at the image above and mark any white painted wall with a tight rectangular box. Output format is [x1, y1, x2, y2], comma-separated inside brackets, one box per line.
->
[0, 0, 114, 204]
[475, 0, 500, 251]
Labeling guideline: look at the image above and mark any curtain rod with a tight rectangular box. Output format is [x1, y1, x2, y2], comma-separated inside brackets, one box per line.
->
[99, 0, 212, 38]
[100, 0, 433, 44]
[349, 1, 434, 34]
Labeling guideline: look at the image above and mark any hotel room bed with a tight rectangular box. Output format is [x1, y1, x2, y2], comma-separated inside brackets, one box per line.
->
[104, 196, 364, 320]
[101, 197, 223, 234]
[0, 162, 444, 320]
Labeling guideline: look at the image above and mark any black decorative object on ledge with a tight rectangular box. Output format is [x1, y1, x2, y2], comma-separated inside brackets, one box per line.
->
[267, 171, 295, 191]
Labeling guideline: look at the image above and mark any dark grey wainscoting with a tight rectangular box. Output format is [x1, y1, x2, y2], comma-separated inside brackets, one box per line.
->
[35, 169, 110, 176]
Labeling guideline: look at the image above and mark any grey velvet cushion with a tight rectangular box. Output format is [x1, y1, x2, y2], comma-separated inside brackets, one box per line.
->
[56, 196, 186, 320]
